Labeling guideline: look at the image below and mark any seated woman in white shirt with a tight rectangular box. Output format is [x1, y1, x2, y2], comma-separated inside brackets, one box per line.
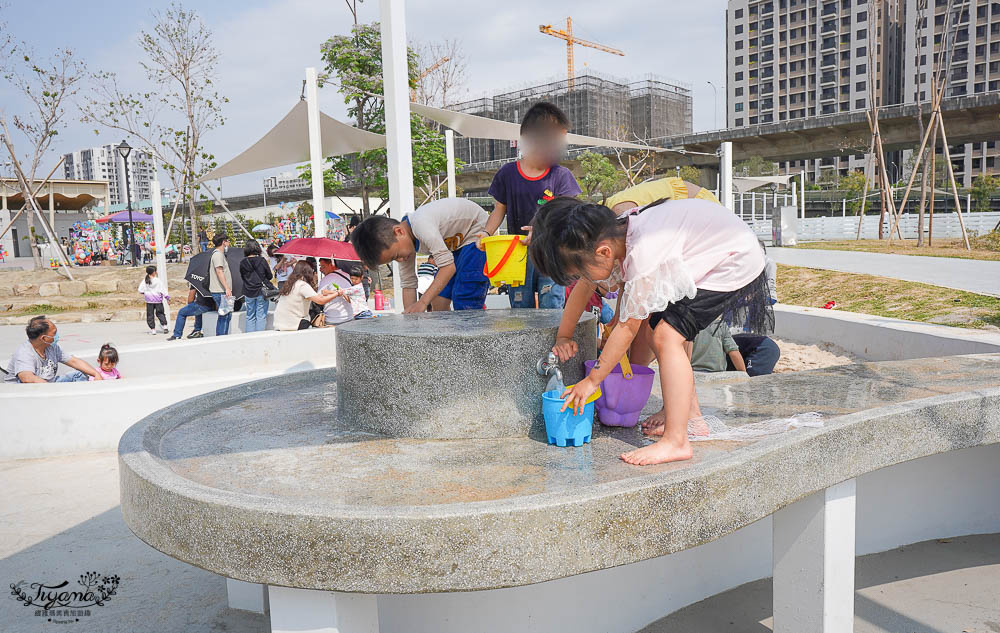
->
[273, 261, 342, 331]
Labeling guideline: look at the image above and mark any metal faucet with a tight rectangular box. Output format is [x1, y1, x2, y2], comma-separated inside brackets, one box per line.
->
[537, 351, 563, 387]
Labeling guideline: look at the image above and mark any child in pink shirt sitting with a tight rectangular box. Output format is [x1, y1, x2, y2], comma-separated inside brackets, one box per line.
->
[91, 344, 122, 380]
[530, 196, 771, 466]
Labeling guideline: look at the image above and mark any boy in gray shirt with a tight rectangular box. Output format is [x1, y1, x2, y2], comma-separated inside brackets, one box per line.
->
[350, 198, 490, 313]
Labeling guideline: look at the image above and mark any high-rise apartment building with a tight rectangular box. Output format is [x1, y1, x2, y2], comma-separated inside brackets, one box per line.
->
[903, 0, 1000, 186]
[726, 0, 904, 180]
[63, 144, 153, 206]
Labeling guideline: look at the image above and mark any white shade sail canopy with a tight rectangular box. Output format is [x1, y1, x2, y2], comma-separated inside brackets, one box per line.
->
[199, 99, 664, 185]
[732, 174, 799, 193]
[410, 102, 658, 152]
[198, 100, 386, 183]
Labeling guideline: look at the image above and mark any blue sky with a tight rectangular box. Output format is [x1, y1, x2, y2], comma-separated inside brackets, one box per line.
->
[0, 0, 727, 196]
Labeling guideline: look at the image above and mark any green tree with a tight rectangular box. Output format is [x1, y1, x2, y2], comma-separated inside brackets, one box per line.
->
[319, 21, 448, 217]
[970, 173, 999, 212]
[840, 170, 867, 215]
[734, 155, 777, 177]
[296, 157, 351, 198]
[677, 165, 702, 185]
[578, 151, 622, 204]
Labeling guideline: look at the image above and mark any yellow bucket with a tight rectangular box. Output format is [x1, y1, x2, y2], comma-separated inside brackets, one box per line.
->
[481, 235, 527, 288]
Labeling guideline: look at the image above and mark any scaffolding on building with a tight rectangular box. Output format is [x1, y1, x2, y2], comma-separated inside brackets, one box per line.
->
[449, 72, 692, 167]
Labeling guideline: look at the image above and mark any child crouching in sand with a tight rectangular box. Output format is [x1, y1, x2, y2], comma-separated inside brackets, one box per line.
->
[529, 196, 771, 466]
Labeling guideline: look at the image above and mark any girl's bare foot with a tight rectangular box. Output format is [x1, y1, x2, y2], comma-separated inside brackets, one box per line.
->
[642, 414, 710, 437]
[688, 415, 710, 437]
[620, 437, 694, 465]
[640, 408, 666, 435]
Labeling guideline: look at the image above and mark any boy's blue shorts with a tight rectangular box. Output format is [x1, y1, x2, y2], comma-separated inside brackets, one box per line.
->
[439, 243, 489, 310]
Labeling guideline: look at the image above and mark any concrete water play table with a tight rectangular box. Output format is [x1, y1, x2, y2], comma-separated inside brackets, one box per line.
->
[118, 310, 1000, 633]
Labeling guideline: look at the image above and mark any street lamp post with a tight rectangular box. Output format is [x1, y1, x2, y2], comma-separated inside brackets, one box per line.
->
[116, 140, 136, 267]
[707, 81, 720, 129]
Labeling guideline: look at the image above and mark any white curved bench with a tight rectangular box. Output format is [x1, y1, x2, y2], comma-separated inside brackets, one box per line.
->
[1, 328, 337, 459]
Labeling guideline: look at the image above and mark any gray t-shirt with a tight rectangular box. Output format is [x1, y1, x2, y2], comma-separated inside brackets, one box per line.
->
[4, 340, 71, 383]
[399, 198, 488, 290]
[209, 248, 232, 293]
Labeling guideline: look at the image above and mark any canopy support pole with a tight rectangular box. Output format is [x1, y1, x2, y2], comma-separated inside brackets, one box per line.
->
[380, 0, 415, 313]
[151, 180, 171, 322]
[719, 142, 733, 212]
[445, 129, 456, 198]
[305, 67, 326, 239]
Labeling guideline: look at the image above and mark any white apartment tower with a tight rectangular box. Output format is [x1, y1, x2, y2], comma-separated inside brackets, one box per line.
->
[726, 0, 904, 181]
[903, 0, 1000, 186]
[63, 144, 153, 207]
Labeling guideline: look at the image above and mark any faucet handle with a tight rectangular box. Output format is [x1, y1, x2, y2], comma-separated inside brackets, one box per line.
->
[536, 351, 559, 376]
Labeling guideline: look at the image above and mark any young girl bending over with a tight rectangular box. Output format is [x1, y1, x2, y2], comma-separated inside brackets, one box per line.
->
[530, 196, 771, 466]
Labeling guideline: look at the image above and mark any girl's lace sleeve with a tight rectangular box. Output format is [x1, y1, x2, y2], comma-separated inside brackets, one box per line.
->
[619, 256, 697, 322]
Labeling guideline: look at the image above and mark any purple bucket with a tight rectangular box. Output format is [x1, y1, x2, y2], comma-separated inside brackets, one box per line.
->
[583, 360, 656, 427]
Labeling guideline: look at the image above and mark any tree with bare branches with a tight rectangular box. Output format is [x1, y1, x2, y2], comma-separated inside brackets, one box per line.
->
[81, 3, 226, 252]
[414, 39, 468, 108]
[609, 125, 655, 187]
[0, 37, 85, 268]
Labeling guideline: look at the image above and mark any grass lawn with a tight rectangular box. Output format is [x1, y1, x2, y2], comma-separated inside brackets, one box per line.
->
[777, 264, 1000, 329]
[789, 238, 1000, 262]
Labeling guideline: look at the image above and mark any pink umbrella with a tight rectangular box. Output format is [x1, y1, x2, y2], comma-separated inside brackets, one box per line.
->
[274, 237, 360, 261]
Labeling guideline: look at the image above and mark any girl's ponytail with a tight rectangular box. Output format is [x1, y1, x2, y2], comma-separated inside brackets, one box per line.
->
[144, 265, 155, 286]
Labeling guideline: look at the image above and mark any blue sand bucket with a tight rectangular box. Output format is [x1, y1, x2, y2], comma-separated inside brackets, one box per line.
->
[541, 390, 594, 447]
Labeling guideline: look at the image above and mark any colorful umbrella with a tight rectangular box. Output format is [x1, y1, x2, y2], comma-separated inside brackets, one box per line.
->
[308, 211, 342, 220]
[96, 210, 155, 223]
[252, 224, 273, 233]
[274, 237, 360, 261]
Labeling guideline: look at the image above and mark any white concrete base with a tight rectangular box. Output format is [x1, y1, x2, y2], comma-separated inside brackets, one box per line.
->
[774, 304, 1000, 361]
[773, 478, 856, 633]
[252, 444, 999, 633]
[226, 578, 268, 614]
[268, 585, 379, 633]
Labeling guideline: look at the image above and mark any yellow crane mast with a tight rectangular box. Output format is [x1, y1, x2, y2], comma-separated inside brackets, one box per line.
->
[538, 17, 624, 88]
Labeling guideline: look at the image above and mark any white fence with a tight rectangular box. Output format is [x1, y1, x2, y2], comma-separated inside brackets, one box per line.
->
[749, 212, 1000, 242]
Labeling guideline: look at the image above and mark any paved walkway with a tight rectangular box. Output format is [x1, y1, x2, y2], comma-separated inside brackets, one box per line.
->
[769, 247, 1000, 296]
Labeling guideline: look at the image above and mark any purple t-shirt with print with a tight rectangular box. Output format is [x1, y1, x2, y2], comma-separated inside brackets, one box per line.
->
[487, 161, 581, 235]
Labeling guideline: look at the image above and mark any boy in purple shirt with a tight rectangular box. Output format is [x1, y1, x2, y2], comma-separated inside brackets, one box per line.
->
[481, 102, 582, 309]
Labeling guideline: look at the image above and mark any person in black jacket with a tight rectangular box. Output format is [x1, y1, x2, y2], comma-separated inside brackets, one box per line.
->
[239, 240, 274, 333]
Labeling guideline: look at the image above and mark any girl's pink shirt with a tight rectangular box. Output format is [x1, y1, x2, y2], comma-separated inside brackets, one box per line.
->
[619, 198, 765, 322]
[91, 366, 122, 381]
[623, 198, 765, 292]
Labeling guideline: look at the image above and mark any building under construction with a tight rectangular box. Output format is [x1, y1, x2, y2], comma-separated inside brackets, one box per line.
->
[450, 72, 693, 166]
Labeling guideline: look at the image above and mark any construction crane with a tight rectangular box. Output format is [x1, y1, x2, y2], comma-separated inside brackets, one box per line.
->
[538, 17, 624, 89]
[411, 56, 450, 101]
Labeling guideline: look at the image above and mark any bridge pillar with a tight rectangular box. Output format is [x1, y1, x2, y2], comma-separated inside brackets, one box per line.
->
[772, 477, 856, 633]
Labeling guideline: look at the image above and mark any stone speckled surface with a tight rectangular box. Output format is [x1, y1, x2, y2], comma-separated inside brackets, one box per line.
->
[119, 353, 1000, 594]
[336, 310, 597, 438]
